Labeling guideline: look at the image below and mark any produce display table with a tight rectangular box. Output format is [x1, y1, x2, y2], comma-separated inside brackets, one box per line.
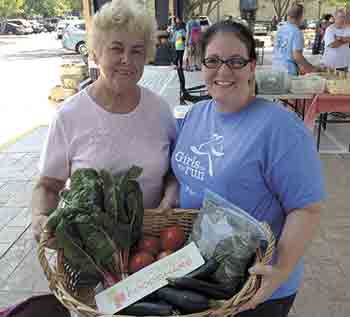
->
[257, 93, 314, 100]
[257, 93, 314, 119]
[304, 94, 350, 151]
[175, 94, 350, 152]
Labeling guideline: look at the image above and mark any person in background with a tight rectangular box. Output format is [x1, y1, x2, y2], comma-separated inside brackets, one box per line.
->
[173, 17, 186, 70]
[168, 16, 177, 50]
[312, 14, 333, 55]
[312, 19, 327, 55]
[172, 20, 325, 317]
[273, 4, 320, 74]
[322, 9, 350, 72]
[31, 0, 178, 244]
[186, 15, 202, 71]
[271, 15, 278, 31]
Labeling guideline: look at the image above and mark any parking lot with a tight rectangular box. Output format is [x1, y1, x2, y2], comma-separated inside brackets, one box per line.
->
[0, 32, 81, 146]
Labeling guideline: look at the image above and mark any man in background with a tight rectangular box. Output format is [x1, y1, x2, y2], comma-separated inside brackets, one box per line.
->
[273, 4, 320, 75]
[322, 9, 350, 72]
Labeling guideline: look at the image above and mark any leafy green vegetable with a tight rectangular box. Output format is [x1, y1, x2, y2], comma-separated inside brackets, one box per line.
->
[46, 166, 144, 288]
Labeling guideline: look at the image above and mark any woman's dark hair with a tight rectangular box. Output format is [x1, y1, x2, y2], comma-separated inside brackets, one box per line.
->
[200, 21, 257, 61]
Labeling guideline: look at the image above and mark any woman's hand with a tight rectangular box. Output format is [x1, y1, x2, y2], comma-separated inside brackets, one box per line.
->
[32, 214, 48, 243]
[158, 173, 179, 210]
[32, 214, 57, 249]
[235, 203, 322, 314]
[31, 176, 64, 248]
[234, 263, 289, 314]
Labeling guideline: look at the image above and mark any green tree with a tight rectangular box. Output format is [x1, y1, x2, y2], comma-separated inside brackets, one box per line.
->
[327, 0, 350, 5]
[183, 0, 225, 20]
[23, 0, 82, 18]
[0, 0, 25, 18]
[24, 0, 57, 17]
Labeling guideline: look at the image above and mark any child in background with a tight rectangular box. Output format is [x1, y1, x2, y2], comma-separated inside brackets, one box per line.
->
[173, 17, 186, 70]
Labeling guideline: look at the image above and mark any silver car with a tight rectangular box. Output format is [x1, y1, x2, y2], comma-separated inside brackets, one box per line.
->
[61, 21, 87, 54]
[7, 19, 33, 34]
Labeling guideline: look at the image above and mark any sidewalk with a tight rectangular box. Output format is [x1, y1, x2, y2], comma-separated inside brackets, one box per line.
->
[0, 66, 350, 316]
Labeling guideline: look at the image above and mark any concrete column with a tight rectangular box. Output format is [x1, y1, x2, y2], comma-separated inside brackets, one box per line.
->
[155, 0, 170, 30]
[173, 0, 185, 20]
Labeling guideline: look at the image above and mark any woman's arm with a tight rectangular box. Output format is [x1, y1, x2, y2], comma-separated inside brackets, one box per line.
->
[236, 202, 322, 313]
[275, 202, 321, 276]
[31, 176, 65, 242]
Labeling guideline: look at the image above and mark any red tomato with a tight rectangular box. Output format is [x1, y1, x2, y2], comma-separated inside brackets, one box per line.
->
[159, 226, 186, 251]
[129, 251, 155, 273]
[157, 250, 173, 260]
[137, 236, 161, 255]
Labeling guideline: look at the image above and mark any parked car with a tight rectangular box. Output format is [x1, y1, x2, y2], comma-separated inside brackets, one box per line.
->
[7, 19, 33, 34]
[233, 17, 249, 28]
[199, 15, 211, 31]
[254, 18, 271, 35]
[307, 20, 318, 29]
[56, 20, 69, 39]
[28, 20, 44, 33]
[43, 18, 59, 32]
[254, 23, 268, 35]
[62, 21, 87, 54]
[2, 22, 26, 35]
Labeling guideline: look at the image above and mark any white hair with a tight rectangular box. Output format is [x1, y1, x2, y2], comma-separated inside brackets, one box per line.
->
[89, 0, 157, 59]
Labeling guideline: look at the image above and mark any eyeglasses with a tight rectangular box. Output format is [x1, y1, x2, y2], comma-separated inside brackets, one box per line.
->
[202, 56, 251, 70]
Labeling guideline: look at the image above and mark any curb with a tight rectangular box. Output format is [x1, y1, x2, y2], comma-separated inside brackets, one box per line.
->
[0, 124, 48, 152]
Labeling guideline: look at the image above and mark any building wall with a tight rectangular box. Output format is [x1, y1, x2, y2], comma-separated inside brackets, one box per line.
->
[147, 0, 337, 23]
[218, 0, 336, 21]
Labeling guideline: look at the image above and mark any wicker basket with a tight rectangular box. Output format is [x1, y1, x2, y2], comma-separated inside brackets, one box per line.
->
[326, 79, 350, 95]
[38, 208, 275, 317]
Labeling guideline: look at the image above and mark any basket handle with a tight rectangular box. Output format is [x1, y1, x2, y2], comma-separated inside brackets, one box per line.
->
[144, 208, 198, 216]
[37, 227, 60, 291]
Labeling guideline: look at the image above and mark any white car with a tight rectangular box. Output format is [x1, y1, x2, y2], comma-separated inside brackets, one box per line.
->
[62, 21, 87, 54]
[199, 16, 211, 31]
[254, 23, 268, 35]
[233, 17, 249, 28]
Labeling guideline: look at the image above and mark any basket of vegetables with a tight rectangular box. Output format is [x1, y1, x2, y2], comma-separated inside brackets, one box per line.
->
[38, 167, 275, 317]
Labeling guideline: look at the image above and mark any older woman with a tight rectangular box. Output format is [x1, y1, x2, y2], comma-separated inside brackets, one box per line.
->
[171, 21, 325, 317]
[32, 0, 178, 242]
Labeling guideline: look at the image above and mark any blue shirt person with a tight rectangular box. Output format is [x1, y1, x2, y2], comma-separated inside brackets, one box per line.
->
[171, 19, 325, 317]
[172, 98, 325, 300]
[273, 22, 304, 75]
[272, 4, 319, 75]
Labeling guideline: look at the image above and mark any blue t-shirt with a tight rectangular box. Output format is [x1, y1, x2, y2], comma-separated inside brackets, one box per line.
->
[171, 98, 325, 299]
[273, 22, 304, 75]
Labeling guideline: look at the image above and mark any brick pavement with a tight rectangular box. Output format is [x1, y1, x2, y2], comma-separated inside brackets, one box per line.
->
[0, 66, 350, 316]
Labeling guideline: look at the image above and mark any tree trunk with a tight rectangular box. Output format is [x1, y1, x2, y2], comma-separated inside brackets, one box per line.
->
[272, 0, 291, 22]
[183, 0, 223, 20]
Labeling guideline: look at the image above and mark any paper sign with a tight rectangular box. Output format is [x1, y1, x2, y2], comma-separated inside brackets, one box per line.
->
[95, 242, 204, 315]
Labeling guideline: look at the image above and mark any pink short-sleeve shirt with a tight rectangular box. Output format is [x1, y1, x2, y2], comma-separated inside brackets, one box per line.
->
[39, 86, 176, 208]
